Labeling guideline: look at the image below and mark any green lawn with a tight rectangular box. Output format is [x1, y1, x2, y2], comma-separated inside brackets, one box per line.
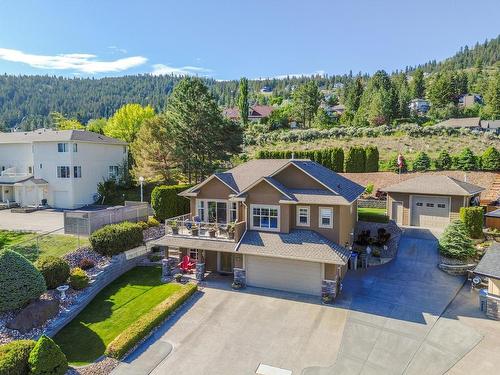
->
[54, 266, 182, 365]
[358, 208, 389, 223]
[0, 230, 89, 261]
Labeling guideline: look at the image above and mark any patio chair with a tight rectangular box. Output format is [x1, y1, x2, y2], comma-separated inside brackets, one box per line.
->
[178, 255, 195, 273]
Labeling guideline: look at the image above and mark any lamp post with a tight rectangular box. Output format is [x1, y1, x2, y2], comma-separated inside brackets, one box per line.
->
[139, 176, 144, 202]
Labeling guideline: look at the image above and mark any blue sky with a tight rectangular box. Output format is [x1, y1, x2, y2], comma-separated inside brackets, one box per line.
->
[0, 0, 498, 80]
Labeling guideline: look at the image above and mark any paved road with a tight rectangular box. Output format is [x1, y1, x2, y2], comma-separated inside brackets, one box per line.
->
[113, 282, 349, 375]
[0, 209, 64, 232]
[303, 233, 482, 375]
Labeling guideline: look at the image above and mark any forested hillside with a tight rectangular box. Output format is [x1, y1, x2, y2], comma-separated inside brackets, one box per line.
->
[0, 35, 498, 130]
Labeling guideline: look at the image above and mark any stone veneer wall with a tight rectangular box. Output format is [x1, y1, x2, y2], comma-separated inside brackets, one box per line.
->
[322, 279, 339, 299]
[43, 246, 148, 338]
[486, 294, 500, 320]
[233, 268, 246, 286]
[438, 256, 476, 276]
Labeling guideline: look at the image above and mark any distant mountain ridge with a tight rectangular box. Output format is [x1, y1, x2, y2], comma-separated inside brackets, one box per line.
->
[0, 35, 498, 130]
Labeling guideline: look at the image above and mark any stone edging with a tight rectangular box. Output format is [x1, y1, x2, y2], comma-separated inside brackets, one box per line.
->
[43, 246, 149, 338]
[438, 257, 476, 276]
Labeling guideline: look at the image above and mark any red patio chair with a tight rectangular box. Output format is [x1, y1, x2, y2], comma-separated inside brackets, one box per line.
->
[178, 255, 195, 273]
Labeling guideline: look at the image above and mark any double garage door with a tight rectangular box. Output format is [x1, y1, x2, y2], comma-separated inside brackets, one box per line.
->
[246, 255, 322, 296]
[411, 195, 450, 229]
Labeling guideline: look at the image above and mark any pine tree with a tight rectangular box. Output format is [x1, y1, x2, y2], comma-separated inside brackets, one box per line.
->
[412, 152, 431, 171]
[435, 150, 452, 170]
[481, 146, 500, 171]
[456, 148, 477, 171]
[410, 68, 425, 98]
[238, 77, 249, 125]
[438, 220, 476, 260]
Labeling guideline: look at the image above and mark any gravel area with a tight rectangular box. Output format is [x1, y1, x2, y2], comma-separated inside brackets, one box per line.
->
[68, 357, 119, 375]
[63, 247, 110, 269]
[143, 225, 165, 242]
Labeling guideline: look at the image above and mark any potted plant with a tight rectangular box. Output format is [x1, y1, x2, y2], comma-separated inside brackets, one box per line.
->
[227, 223, 236, 240]
[170, 220, 179, 235]
[191, 224, 199, 236]
[231, 280, 244, 290]
[322, 294, 333, 304]
[208, 223, 217, 238]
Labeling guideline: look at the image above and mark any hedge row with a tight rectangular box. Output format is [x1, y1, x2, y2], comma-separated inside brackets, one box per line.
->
[256, 146, 379, 173]
[105, 283, 197, 359]
[460, 207, 484, 239]
[89, 222, 144, 256]
[151, 184, 192, 221]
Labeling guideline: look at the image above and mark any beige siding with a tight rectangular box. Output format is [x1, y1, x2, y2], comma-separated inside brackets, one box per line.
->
[489, 278, 500, 297]
[273, 163, 324, 189]
[196, 177, 234, 199]
[205, 250, 217, 271]
[450, 195, 464, 221]
[387, 193, 410, 225]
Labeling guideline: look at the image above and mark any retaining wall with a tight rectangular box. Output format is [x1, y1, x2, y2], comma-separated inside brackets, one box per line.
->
[43, 245, 149, 338]
[357, 199, 387, 209]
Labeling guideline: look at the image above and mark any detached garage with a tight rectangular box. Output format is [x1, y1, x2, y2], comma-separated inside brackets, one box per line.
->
[383, 175, 484, 230]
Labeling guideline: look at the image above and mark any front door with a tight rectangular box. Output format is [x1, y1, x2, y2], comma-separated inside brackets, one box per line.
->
[219, 252, 234, 273]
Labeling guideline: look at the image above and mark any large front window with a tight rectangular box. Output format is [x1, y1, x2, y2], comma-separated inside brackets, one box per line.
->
[196, 200, 228, 223]
[251, 205, 279, 230]
[57, 166, 70, 178]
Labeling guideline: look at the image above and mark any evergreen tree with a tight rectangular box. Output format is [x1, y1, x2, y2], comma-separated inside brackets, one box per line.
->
[365, 146, 379, 172]
[435, 150, 452, 170]
[28, 335, 68, 375]
[410, 68, 425, 98]
[481, 146, 500, 171]
[456, 148, 477, 171]
[412, 152, 431, 171]
[344, 76, 364, 112]
[438, 220, 476, 260]
[483, 71, 500, 119]
[292, 81, 322, 127]
[238, 77, 249, 125]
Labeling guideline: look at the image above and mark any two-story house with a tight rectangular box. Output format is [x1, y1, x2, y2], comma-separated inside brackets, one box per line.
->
[155, 159, 365, 297]
[0, 129, 127, 209]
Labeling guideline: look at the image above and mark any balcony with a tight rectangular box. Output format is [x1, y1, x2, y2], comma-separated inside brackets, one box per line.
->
[165, 213, 246, 243]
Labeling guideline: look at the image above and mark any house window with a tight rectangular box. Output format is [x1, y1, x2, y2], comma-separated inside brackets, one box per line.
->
[39, 163, 42, 169]
[319, 207, 333, 228]
[123, 146, 127, 154]
[251, 205, 279, 230]
[196, 200, 205, 221]
[73, 143, 78, 152]
[57, 166, 70, 178]
[438, 203, 446, 208]
[74, 166, 82, 178]
[230, 202, 237, 222]
[28, 166, 33, 174]
[109, 166, 119, 180]
[207, 201, 227, 223]
[189, 249, 198, 260]
[57, 143, 68, 152]
[416, 202, 423, 207]
[426, 203, 434, 207]
[296, 206, 310, 226]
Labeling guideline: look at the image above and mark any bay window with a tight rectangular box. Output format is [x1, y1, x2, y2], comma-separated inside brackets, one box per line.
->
[251, 204, 279, 231]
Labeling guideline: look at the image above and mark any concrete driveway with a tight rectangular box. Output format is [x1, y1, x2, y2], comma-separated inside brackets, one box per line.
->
[0, 209, 64, 232]
[113, 281, 349, 375]
[305, 231, 482, 375]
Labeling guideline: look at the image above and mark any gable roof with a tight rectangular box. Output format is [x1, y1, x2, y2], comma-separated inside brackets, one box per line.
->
[382, 175, 484, 196]
[0, 129, 127, 145]
[434, 117, 481, 128]
[474, 242, 500, 279]
[181, 159, 365, 204]
[222, 105, 275, 120]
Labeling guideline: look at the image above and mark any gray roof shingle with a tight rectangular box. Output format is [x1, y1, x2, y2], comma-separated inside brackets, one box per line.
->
[0, 129, 127, 145]
[474, 242, 500, 279]
[236, 229, 350, 265]
[382, 175, 484, 196]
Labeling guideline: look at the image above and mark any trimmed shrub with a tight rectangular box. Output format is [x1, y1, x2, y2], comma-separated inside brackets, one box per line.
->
[28, 335, 68, 375]
[35, 256, 70, 290]
[459, 206, 484, 239]
[439, 220, 476, 260]
[77, 258, 95, 270]
[0, 250, 46, 312]
[69, 268, 89, 290]
[330, 147, 344, 172]
[89, 222, 144, 256]
[481, 146, 500, 171]
[412, 151, 431, 171]
[147, 217, 160, 227]
[365, 146, 379, 172]
[345, 147, 366, 172]
[435, 150, 452, 170]
[456, 148, 477, 171]
[105, 283, 197, 359]
[150, 184, 192, 221]
[137, 221, 149, 230]
[0, 339, 36, 375]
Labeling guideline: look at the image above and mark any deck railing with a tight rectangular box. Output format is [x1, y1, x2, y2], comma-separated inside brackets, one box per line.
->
[165, 213, 246, 242]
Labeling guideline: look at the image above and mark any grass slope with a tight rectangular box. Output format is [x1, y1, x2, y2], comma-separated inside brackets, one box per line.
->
[54, 266, 182, 365]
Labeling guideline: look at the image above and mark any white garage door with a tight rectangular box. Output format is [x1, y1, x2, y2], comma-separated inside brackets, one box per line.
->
[246, 255, 322, 296]
[411, 195, 450, 229]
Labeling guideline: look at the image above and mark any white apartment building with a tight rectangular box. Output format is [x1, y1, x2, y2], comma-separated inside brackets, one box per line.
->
[0, 129, 127, 209]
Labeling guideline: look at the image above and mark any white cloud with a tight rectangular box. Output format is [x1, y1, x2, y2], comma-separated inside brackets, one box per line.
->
[271, 70, 326, 79]
[0, 47, 147, 73]
[108, 46, 128, 54]
[151, 63, 212, 76]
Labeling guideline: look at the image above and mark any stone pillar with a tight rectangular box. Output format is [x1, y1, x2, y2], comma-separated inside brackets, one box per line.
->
[196, 263, 205, 281]
[322, 279, 338, 302]
[233, 267, 246, 287]
[486, 294, 500, 320]
[161, 258, 172, 282]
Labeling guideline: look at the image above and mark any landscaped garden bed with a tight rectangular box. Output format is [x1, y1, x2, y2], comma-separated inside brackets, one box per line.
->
[53, 266, 194, 365]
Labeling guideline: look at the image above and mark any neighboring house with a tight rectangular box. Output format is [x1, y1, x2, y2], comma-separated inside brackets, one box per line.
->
[383, 175, 484, 229]
[434, 117, 482, 130]
[0, 129, 127, 209]
[485, 208, 500, 230]
[409, 98, 430, 114]
[155, 158, 365, 296]
[481, 120, 500, 135]
[458, 94, 483, 108]
[260, 86, 273, 93]
[223, 105, 275, 122]
[473, 242, 500, 320]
